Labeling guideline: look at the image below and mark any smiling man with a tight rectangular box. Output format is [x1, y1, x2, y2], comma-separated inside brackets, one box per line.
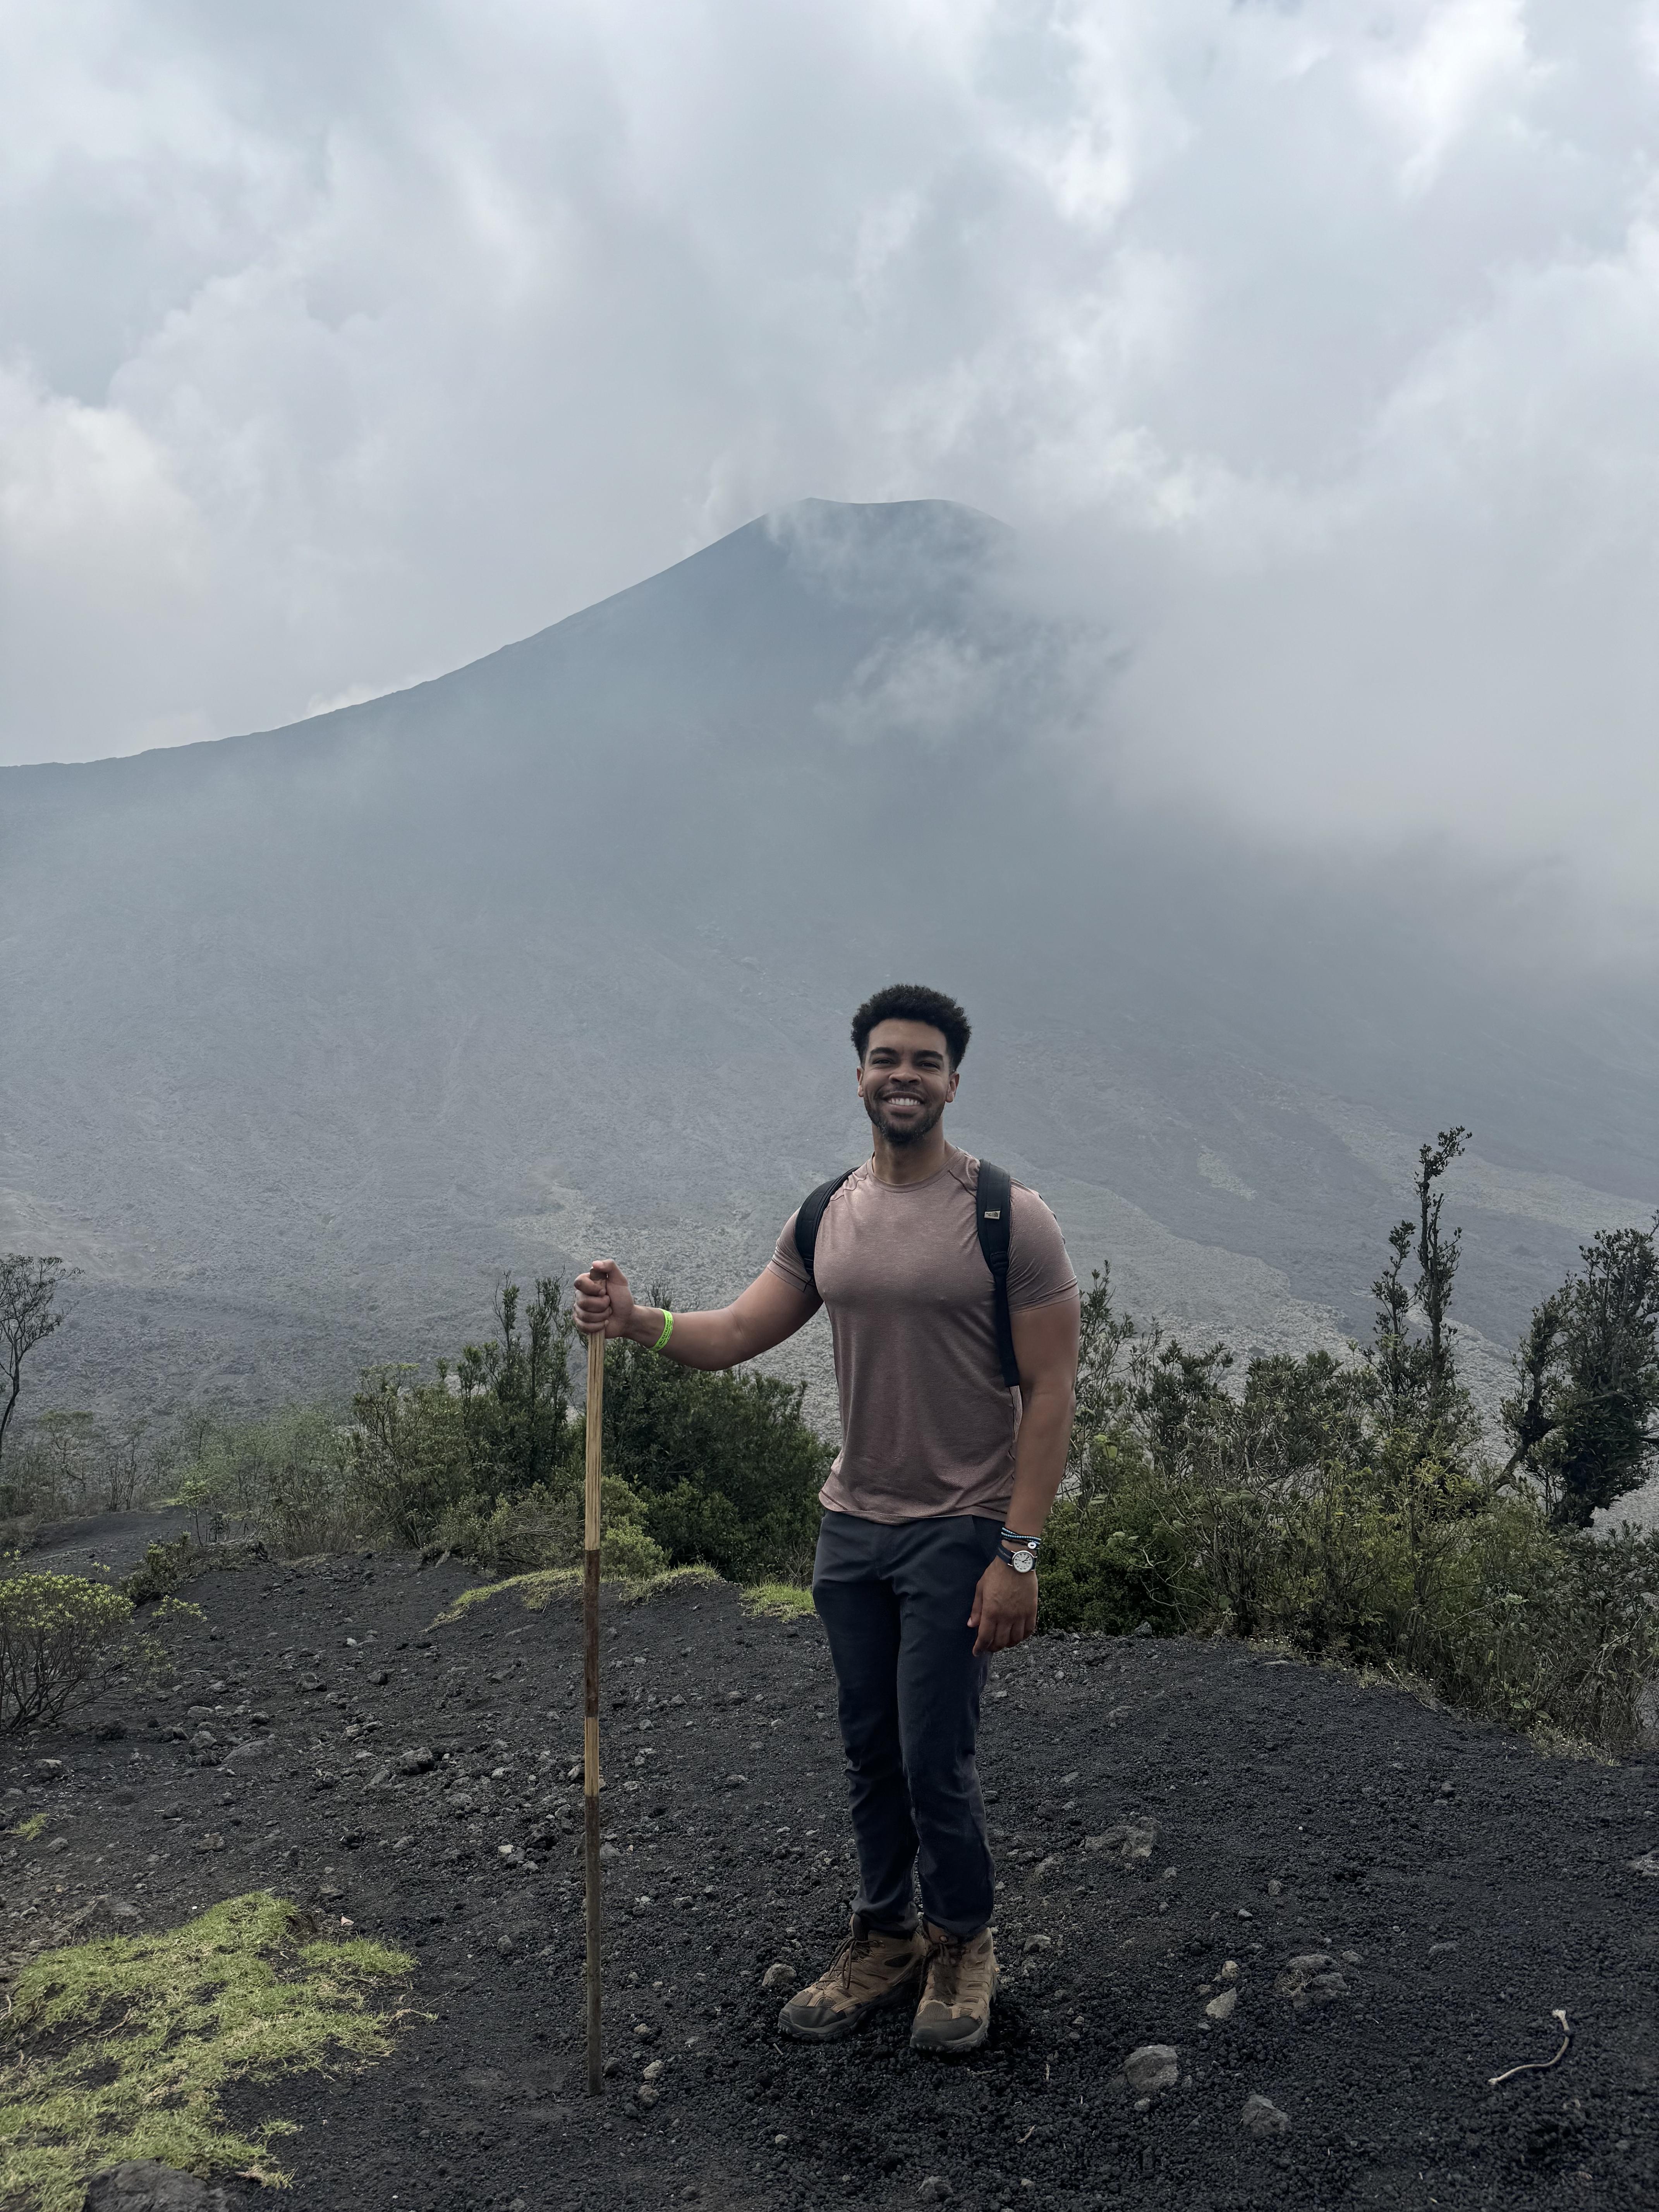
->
[574, 982, 1080, 2055]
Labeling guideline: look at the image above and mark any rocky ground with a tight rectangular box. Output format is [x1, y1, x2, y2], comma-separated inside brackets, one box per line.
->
[3, 1526, 1658, 2212]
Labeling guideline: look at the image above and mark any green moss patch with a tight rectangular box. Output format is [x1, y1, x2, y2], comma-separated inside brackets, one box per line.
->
[432, 1561, 724, 1626]
[740, 1582, 815, 1620]
[7, 1814, 48, 1843]
[0, 1892, 418, 2210]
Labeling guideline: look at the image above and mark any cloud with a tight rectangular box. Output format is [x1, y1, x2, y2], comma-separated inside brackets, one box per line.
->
[2, 0, 1658, 925]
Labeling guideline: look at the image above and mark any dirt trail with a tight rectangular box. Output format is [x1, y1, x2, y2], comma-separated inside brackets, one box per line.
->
[2, 1532, 1656, 2212]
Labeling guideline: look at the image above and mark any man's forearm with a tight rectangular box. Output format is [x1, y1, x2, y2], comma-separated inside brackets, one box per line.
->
[617, 1302, 746, 1370]
[1003, 1382, 1074, 1535]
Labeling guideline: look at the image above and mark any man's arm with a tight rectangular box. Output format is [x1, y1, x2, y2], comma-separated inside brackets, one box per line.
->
[572, 1258, 819, 1370]
[968, 1293, 1080, 1655]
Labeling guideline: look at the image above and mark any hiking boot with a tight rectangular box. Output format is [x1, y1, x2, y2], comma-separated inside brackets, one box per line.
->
[910, 1923, 998, 2055]
[777, 1914, 926, 2042]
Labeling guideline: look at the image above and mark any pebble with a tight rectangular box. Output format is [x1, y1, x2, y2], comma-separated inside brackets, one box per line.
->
[398, 1747, 436, 1774]
[1123, 2044, 1178, 2096]
[34, 1759, 65, 1784]
[1203, 1988, 1237, 2022]
[917, 2178, 951, 2203]
[1240, 2093, 1292, 2136]
[761, 1961, 796, 1991]
[45, 1836, 69, 1855]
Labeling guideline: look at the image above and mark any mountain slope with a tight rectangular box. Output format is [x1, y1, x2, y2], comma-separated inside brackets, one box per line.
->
[3, 498, 1656, 1430]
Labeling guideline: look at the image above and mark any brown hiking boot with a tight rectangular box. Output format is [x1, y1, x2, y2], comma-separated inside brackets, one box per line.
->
[909, 1923, 998, 2055]
[777, 1914, 926, 2042]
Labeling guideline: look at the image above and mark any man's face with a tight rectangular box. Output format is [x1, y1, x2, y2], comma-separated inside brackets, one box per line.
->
[857, 1018, 959, 1147]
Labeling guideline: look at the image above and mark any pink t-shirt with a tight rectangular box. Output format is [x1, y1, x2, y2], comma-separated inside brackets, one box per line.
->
[768, 1145, 1078, 1524]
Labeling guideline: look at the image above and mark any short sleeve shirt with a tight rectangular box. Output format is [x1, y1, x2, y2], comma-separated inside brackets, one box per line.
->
[768, 1144, 1078, 1523]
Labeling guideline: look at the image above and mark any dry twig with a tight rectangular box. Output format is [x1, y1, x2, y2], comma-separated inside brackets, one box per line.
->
[1489, 2008, 1571, 2087]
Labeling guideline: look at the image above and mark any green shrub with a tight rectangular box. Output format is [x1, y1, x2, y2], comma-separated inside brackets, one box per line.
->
[122, 1534, 267, 1604]
[429, 1475, 665, 1580]
[601, 1336, 831, 1583]
[0, 1572, 133, 1730]
[1050, 1425, 1659, 1751]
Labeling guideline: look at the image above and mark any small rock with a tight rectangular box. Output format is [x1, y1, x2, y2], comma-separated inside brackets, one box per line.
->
[723, 1773, 748, 1789]
[1240, 2093, 1292, 2137]
[1132, 1620, 1153, 1638]
[598, 1842, 620, 1864]
[194, 1833, 224, 1853]
[1627, 1851, 1659, 1877]
[96, 1719, 127, 1741]
[45, 1836, 69, 1855]
[365, 1764, 393, 1789]
[84, 2160, 230, 2209]
[398, 1746, 436, 1775]
[34, 1759, 66, 1783]
[637, 2084, 660, 2107]
[496, 1935, 516, 1956]
[917, 2178, 951, 2203]
[761, 1961, 796, 1992]
[642, 2059, 664, 2080]
[1204, 1988, 1237, 2022]
[726, 1690, 746, 1704]
[298, 1674, 325, 1693]
[1084, 1820, 1158, 1865]
[633, 2021, 659, 2042]
[220, 1736, 276, 1765]
[1023, 1934, 1051, 1954]
[1123, 2044, 1179, 2097]
[1274, 1953, 1349, 2011]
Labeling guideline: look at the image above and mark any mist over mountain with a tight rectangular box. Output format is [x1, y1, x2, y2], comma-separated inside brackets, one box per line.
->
[4, 498, 1657, 1442]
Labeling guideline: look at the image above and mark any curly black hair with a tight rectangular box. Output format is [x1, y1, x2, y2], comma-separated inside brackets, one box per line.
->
[850, 984, 972, 1068]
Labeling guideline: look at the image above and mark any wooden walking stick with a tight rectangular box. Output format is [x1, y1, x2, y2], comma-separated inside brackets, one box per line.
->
[583, 1324, 605, 2095]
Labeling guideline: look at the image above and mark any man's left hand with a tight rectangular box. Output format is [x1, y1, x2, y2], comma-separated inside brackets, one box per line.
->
[969, 1558, 1039, 1656]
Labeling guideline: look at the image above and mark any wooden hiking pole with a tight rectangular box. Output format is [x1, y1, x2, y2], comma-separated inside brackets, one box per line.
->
[582, 1324, 605, 2095]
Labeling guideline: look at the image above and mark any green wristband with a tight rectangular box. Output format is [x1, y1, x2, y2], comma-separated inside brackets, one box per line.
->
[650, 1310, 674, 1354]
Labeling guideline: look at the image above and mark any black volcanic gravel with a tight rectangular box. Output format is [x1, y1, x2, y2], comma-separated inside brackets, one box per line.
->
[2, 1537, 1657, 2212]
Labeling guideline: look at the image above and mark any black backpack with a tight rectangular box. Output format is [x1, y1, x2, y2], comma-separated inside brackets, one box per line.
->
[792, 1159, 1020, 1389]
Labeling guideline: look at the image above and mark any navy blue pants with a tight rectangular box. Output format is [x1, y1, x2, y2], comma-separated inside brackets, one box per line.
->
[811, 1510, 1003, 1939]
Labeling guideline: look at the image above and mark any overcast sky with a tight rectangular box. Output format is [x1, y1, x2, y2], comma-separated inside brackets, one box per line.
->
[4, 1, 1659, 923]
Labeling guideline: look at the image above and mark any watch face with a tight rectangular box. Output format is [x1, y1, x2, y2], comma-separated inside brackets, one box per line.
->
[1008, 1548, 1035, 1573]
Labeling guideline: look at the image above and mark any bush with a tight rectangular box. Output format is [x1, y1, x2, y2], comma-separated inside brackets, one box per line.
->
[1046, 1428, 1659, 1751]
[0, 1571, 133, 1729]
[600, 1337, 832, 1583]
[123, 1534, 268, 1604]
[428, 1475, 666, 1580]
[171, 1408, 366, 1557]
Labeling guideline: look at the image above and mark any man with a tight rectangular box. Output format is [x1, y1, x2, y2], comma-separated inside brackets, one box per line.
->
[574, 983, 1079, 2055]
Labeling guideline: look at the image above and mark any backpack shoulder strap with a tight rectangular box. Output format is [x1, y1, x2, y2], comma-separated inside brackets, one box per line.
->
[975, 1160, 1021, 1389]
[793, 1169, 856, 1289]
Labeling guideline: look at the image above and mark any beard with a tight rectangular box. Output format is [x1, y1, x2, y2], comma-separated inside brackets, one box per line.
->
[863, 1091, 945, 1147]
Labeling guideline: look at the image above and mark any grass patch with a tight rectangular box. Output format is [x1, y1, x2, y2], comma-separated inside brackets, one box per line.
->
[431, 1562, 725, 1625]
[740, 1582, 815, 1620]
[0, 1892, 419, 2211]
[9, 1814, 48, 1843]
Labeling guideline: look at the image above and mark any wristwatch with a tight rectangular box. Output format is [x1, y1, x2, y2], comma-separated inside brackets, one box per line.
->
[997, 1541, 1038, 1575]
